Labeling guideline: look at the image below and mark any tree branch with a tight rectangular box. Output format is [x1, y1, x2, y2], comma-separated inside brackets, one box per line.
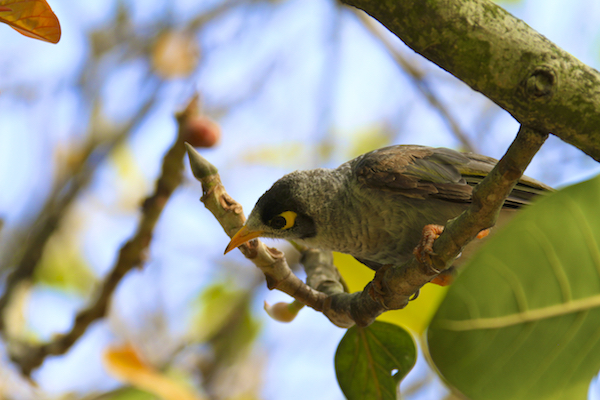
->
[9, 96, 193, 377]
[341, 0, 600, 162]
[356, 11, 476, 153]
[0, 81, 162, 333]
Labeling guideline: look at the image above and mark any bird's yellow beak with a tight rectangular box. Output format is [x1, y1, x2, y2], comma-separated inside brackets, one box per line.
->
[224, 225, 264, 254]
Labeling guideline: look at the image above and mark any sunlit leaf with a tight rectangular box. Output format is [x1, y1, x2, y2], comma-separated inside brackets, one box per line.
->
[334, 252, 447, 334]
[242, 142, 337, 168]
[242, 142, 307, 167]
[428, 174, 600, 400]
[190, 282, 260, 360]
[347, 125, 393, 159]
[100, 387, 156, 400]
[109, 143, 149, 211]
[103, 344, 204, 400]
[0, 0, 61, 43]
[191, 283, 249, 342]
[2, 281, 33, 343]
[333, 252, 375, 293]
[379, 284, 448, 335]
[35, 208, 96, 294]
[335, 321, 416, 400]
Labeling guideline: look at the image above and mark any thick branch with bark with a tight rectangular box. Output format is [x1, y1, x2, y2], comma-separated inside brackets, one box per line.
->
[342, 0, 600, 161]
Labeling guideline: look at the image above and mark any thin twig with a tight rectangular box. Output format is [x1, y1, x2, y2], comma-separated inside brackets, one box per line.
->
[357, 11, 476, 153]
[0, 82, 162, 333]
[9, 96, 195, 377]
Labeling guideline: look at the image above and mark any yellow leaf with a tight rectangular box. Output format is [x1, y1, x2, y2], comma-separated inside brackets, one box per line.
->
[333, 252, 447, 335]
[347, 125, 393, 159]
[378, 284, 448, 335]
[0, 0, 61, 43]
[242, 142, 306, 167]
[333, 253, 375, 293]
[35, 208, 96, 294]
[3, 281, 33, 342]
[242, 142, 336, 168]
[109, 143, 149, 210]
[103, 344, 204, 400]
[190, 283, 255, 342]
[110, 143, 143, 181]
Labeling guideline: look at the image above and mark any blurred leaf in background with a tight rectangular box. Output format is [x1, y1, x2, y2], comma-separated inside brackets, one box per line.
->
[103, 343, 203, 400]
[152, 30, 200, 79]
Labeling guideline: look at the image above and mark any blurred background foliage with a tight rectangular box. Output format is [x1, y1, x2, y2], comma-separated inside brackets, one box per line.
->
[1, 0, 600, 399]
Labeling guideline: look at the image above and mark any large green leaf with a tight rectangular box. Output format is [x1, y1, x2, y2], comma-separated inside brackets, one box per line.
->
[335, 321, 416, 400]
[428, 174, 600, 400]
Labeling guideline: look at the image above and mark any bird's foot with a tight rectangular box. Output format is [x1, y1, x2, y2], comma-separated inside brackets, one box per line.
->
[414, 225, 490, 286]
[413, 224, 445, 275]
[429, 267, 455, 286]
[477, 228, 490, 239]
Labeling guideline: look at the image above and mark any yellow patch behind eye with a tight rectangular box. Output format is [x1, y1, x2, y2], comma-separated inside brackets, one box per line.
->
[279, 211, 297, 230]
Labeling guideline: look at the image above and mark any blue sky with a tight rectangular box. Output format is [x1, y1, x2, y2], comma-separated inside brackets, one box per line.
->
[1, 0, 600, 399]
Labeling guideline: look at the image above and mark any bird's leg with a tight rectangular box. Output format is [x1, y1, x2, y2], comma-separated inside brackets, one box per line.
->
[413, 224, 445, 275]
[414, 225, 491, 286]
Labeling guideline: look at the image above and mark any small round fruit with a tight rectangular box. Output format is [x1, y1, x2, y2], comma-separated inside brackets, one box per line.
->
[183, 116, 221, 148]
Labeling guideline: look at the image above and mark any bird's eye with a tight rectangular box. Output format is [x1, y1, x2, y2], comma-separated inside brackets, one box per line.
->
[269, 211, 297, 230]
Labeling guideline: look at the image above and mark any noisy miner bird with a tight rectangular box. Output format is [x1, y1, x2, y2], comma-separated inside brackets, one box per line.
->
[225, 145, 551, 284]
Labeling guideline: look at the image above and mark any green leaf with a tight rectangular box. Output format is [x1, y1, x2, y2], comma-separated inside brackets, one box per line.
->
[428, 174, 600, 400]
[335, 321, 416, 400]
[35, 223, 96, 295]
[189, 281, 260, 367]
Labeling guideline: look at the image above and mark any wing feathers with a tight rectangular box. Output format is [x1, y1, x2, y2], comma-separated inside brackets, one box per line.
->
[350, 145, 551, 207]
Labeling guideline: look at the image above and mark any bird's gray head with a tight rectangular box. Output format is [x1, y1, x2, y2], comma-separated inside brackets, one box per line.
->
[251, 171, 319, 238]
[224, 169, 338, 253]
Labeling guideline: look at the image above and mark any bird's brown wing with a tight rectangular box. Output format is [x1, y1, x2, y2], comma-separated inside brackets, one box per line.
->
[351, 145, 551, 205]
[351, 145, 474, 202]
[458, 152, 551, 207]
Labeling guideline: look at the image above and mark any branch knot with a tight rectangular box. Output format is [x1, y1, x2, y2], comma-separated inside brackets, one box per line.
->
[524, 65, 556, 100]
